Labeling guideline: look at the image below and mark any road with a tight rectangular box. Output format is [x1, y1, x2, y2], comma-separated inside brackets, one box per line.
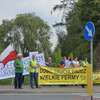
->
[0, 93, 100, 100]
[0, 86, 100, 100]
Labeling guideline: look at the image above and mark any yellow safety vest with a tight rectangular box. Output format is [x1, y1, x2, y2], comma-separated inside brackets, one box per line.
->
[29, 60, 38, 73]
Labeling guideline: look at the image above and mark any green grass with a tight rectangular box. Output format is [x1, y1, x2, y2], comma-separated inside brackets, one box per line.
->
[0, 78, 12, 85]
[0, 75, 29, 85]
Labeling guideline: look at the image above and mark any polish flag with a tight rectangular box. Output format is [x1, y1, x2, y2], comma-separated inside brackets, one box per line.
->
[0, 45, 17, 65]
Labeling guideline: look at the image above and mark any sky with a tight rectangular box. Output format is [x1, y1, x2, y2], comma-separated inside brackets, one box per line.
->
[0, 0, 61, 49]
[0, 0, 60, 25]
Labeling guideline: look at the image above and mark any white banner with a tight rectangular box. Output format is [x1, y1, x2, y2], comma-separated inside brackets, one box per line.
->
[0, 57, 30, 80]
[29, 51, 38, 59]
[35, 53, 46, 66]
[0, 53, 45, 80]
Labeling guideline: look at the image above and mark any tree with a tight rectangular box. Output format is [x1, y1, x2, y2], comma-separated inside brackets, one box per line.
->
[52, 47, 62, 66]
[52, 0, 75, 26]
[53, 0, 100, 69]
[14, 14, 51, 55]
[0, 13, 51, 57]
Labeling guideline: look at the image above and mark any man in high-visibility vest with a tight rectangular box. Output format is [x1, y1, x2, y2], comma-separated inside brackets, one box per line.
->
[29, 55, 39, 88]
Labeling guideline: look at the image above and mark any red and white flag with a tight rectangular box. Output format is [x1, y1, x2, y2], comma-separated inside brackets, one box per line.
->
[0, 45, 17, 65]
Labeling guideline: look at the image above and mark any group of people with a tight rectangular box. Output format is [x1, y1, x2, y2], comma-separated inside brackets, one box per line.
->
[45, 55, 89, 68]
[14, 53, 88, 89]
[14, 53, 39, 89]
[45, 56, 81, 68]
[60, 56, 80, 68]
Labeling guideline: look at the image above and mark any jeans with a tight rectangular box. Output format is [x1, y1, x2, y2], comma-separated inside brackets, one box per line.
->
[30, 72, 38, 88]
[14, 73, 23, 89]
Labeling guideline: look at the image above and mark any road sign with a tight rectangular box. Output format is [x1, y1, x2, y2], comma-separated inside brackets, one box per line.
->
[84, 21, 95, 41]
[84, 21, 95, 100]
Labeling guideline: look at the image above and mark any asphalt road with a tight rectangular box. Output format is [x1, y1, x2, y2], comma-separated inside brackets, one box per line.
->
[0, 94, 93, 100]
[0, 86, 100, 100]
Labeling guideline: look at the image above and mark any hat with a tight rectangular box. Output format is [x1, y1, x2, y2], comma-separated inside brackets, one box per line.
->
[17, 53, 23, 57]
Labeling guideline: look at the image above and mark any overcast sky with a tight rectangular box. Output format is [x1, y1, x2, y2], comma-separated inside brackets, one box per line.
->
[0, 0, 60, 25]
[0, 0, 62, 49]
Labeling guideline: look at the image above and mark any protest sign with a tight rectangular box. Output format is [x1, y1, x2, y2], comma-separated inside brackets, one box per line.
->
[0, 53, 46, 80]
[39, 67, 87, 85]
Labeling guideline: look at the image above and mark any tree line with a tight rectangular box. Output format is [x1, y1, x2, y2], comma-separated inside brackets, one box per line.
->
[52, 0, 100, 70]
[0, 13, 51, 59]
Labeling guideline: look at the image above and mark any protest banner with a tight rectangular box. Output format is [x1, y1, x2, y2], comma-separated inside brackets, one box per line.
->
[38, 67, 87, 85]
[35, 53, 46, 66]
[1, 57, 100, 85]
[29, 51, 38, 59]
[0, 57, 30, 80]
[93, 72, 100, 84]
[0, 53, 46, 80]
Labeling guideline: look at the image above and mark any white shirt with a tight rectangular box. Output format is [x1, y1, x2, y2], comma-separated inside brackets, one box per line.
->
[72, 60, 80, 67]
[64, 60, 71, 68]
[72, 60, 79, 65]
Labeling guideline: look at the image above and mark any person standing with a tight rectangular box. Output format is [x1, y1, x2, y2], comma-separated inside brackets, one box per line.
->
[14, 53, 23, 89]
[64, 57, 71, 68]
[59, 57, 65, 68]
[29, 55, 39, 88]
[72, 57, 80, 67]
[46, 57, 53, 67]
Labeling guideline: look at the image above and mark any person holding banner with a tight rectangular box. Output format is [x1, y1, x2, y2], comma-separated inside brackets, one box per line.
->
[46, 57, 53, 67]
[14, 53, 23, 89]
[59, 57, 65, 68]
[64, 56, 71, 68]
[72, 57, 80, 68]
[29, 55, 39, 88]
